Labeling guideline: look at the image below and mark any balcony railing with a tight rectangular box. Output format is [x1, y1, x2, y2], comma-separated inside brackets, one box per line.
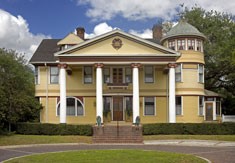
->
[107, 83, 129, 89]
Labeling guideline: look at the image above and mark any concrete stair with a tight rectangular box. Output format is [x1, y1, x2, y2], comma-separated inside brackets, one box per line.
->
[92, 125, 143, 144]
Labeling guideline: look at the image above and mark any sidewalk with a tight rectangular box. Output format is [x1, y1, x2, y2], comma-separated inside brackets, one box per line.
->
[144, 140, 235, 147]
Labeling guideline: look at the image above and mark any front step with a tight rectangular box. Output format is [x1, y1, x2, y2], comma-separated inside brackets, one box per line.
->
[92, 125, 143, 144]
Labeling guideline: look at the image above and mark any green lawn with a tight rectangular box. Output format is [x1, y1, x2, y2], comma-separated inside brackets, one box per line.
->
[4, 150, 206, 163]
[0, 134, 235, 146]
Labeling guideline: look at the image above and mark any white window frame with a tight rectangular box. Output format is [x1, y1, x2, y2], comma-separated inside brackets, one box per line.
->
[198, 96, 204, 116]
[103, 67, 111, 84]
[125, 67, 132, 83]
[143, 97, 156, 116]
[49, 66, 59, 84]
[176, 96, 183, 115]
[56, 97, 85, 116]
[175, 63, 182, 82]
[198, 64, 204, 83]
[34, 66, 40, 85]
[144, 65, 155, 83]
[83, 66, 93, 84]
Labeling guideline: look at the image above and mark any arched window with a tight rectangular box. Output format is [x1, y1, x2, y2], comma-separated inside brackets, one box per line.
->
[57, 97, 84, 116]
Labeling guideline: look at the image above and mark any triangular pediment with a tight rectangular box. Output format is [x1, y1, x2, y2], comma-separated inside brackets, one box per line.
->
[55, 30, 179, 57]
[57, 33, 84, 45]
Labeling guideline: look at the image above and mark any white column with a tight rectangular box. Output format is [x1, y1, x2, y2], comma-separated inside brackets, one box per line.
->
[169, 63, 176, 123]
[59, 64, 67, 123]
[132, 63, 140, 124]
[96, 63, 103, 123]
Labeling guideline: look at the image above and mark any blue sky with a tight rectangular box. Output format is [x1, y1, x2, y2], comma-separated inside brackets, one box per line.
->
[0, 0, 234, 59]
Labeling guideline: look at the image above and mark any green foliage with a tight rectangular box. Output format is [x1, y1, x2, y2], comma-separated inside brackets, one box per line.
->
[143, 123, 235, 135]
[16, 123, 93, 136]
[0, 48, 42, 132]
[181, 7, 235, 114]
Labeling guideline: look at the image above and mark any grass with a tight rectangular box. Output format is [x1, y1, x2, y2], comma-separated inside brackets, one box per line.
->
[0, 134, 235, 146]
[0, 135, 92, 146]
[4, 150, 206, 163]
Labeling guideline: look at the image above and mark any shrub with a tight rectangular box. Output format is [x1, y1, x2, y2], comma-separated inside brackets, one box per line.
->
[16, 123, 93, 136]
[143, 123, 235, 135]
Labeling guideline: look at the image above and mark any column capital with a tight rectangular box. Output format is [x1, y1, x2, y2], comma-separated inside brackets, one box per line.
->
[168, 63, 177, 68]
[94, 63, 104, 68]
[58, 63, 68, 69]
[131, 63, 141, 68]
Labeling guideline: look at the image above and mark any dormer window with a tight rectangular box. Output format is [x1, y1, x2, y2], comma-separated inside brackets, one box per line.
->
[177, 39, 185, 50]
[168, 40, 175, 50]
[197, 40, 202, 52]
[187, 39, 195, 50]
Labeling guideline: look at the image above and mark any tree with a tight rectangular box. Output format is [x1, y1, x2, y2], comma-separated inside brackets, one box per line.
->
[182, 7, 235, 114]
[0, 48, 41, 132]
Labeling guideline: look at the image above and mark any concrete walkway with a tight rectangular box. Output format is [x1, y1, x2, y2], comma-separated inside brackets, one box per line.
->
[144, 140, 235, 147]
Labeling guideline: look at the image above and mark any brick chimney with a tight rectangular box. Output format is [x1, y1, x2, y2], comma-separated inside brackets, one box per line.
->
[152, 24, 162, 40]
[76, 27, 85, 40]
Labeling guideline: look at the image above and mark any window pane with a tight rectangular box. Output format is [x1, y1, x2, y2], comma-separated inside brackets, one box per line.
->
[84, 66, 92, 83]
[175, 74, 181, 82]
[216, 101, 221, 115]
[84, 67, 92, 74]
[50, 67, 59, 75]
[50, 76, 59, 84]
[67, 98, 75, 116]
[77, 100, 84, 116]
[50, 67, 59, 84]
[145, 97, 155, 115]
[199, 96, 204, 116]
[176, 97, 182, 115]
[145, 66, 154, 83]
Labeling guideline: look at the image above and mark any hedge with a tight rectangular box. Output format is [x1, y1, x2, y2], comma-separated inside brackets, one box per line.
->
[143, 123, 235, 135]
[15, 123, 93, 136]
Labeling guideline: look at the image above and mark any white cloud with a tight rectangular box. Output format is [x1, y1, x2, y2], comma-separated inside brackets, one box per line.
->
[0, 9, 50, 60]
[129, 29, 152, 38]
[85, 22, 152, 39]
[85, 22, 114, 38]
[78, 0, 235, 21]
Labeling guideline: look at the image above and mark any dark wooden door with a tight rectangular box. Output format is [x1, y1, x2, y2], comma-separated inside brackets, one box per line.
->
[206, 103, 213, 121]
[113, 68, 123, 84]
[113, 96, 123, 121]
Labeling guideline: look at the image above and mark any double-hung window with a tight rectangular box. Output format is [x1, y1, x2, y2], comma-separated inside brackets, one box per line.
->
[188, 39, 195, 50]
[198, 64, 204, 83]
[144, 97, 155, 116]
[168, 40, 175, 50]
[177, 39, 185, 50]
[197, 40, 202, 51]
[175, 64, 182, 82]
[84, 66, 92, 84]
[103, 68, 110, 83]
[199, 96, 204, 116]
[176, 96, 182, 115]
[125, 67, 132, 83]
[145, 66, 154, 83]
[50, 67, 59, 84]
[34, 66, 39, 84]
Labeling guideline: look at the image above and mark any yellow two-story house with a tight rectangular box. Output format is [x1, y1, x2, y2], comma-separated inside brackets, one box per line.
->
[30, 20, 221, 125]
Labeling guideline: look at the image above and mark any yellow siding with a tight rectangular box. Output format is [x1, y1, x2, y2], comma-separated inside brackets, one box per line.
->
[57, 33, 84, 45]
[177, 50, 205, 64]
[176, 96, 204, 123]
[140, 97, 167, 123]
[183, 64, 198, 69]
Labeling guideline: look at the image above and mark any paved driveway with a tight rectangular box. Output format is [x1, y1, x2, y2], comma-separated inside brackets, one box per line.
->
[0, 144, 234, 163]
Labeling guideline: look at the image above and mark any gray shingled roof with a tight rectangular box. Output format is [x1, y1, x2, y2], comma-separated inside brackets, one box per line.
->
[205, 90, 220, 97]
[29, 39, 60, 63]
[161, 20, 206, 42]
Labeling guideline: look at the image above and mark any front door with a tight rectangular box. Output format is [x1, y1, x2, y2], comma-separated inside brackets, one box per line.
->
[113, 68, 123, 84]
[206, 103, 213, 121]
[113, 96, 123, 121]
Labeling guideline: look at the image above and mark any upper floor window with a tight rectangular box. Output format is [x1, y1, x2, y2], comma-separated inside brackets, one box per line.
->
[84, 66, 92, 84]
[198, 64, 204, 83]
[57, 97, 84, 116]
[50, 67, 59, 84]
[175, 64, 182, 82]
[168, 40, 175, 50]
[177, 39, 185, 50]
[145, 66, 154, 83]
[176, 96, 182, 115]
[35, 66, 39, 84]
[199, 96, 204, 116]
[103, 68, 110, 83]
[188, 39, 195, 50]
[197, 40, 202, 52]
[144, 97, 155, 116]
[125, 67, 132, 83]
